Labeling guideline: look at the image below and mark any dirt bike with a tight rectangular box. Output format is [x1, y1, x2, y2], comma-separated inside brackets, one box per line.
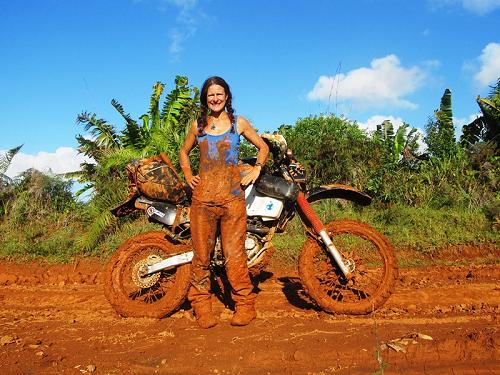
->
[104, 134, 398, 318]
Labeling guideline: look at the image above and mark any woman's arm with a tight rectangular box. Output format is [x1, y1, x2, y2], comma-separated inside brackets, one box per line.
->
[238, 116, 270, 186]
[179, 120, 200, 189]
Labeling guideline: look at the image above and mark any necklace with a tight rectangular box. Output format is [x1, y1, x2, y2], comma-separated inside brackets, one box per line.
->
[210, 123, 217, 130]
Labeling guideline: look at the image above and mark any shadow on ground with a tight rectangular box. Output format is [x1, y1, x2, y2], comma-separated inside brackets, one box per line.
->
[277, 276, 320, 311]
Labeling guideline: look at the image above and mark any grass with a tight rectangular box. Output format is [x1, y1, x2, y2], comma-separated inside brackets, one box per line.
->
[0, 217, 83, 262]
[270, 200, 499, 268]
[95, 217, 159, 258]
[0, 200, 498, 265]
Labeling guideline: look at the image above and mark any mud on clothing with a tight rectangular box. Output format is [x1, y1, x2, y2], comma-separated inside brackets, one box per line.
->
[188, 118, 255, 307]
[191, 121, 243, 205]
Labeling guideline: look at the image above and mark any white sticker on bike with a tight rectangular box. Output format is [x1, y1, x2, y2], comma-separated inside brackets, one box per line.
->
[147, 206, 165, 218]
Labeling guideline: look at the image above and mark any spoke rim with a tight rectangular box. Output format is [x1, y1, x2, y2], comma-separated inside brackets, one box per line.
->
[121, 247, 178, 305]
[312, 233, 385, 304]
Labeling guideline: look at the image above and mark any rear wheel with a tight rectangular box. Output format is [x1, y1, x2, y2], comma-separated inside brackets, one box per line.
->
[104, 231, 191, 318]
[299, 220, 397, 314]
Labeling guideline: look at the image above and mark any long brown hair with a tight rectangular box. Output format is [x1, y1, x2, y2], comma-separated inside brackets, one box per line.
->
[197, 76, 235, 135]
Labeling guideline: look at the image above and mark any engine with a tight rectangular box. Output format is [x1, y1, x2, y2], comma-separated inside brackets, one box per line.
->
[211, 232, 265, 269]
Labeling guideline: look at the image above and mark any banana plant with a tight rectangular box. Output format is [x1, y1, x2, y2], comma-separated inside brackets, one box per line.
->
[461, 79, 500, 149]
[375, 120, 419, 165]
[0, 145, 22, 188]
[70, 76, 199, 252]
[425, 88, 458, 159]
[435, 88, 453, 128]
[71, 75, 199, 192]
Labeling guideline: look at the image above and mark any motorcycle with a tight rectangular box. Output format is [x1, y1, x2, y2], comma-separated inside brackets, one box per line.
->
[104, 134, 398, 318]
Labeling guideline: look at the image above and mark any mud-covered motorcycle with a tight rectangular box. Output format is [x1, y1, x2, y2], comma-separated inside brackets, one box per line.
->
[104, 134, 398, 318]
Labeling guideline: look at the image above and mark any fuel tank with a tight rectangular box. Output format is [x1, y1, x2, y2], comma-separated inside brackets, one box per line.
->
[245, 184, 284, 221]
[255, 174, 299, 201]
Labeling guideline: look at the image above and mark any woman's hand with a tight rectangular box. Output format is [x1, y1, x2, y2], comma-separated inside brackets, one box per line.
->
[240, 165, 261, 186]
[186, 174, 200, 189]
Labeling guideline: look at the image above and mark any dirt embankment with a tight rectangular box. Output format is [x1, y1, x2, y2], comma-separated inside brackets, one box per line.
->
[0, 259, 499, 374]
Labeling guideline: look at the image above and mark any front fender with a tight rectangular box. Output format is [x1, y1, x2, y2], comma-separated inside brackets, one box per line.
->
[305, 184, 372, 206]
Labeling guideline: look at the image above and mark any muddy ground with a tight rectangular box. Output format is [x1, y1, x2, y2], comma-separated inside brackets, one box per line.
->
[0, 257, 499, 374]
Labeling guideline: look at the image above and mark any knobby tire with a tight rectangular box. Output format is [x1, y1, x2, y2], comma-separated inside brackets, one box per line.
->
[299, 220, 398, 315]
[104, 231, 191, 318]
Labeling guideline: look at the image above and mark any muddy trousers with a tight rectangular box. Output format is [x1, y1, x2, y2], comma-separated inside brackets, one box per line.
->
[188, 198, 256, 308]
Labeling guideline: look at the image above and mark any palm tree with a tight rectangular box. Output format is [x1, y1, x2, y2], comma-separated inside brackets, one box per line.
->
[375, 120, 420, 165]
[461, 78, 500, 150]
[102, 76, 200, 174]
[71, 76, 199, 194]
[425, 88, 458, 159]
[71, 76, 199, 252]
[0, 145, 22, 217]
[0, 145, 22, 188]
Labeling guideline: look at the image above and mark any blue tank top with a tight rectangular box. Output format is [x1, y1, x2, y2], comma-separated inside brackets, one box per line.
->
[192, 117, 243, 205]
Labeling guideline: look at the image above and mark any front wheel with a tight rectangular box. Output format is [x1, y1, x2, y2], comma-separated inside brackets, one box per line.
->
[299, 220, 397, 315]
[104, 231, 191, 318]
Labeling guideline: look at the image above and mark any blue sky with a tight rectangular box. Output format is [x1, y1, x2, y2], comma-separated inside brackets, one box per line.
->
[1, 0, 499, 177]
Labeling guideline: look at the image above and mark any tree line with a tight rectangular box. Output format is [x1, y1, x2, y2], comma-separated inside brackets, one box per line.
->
[0, 76, 498, 258]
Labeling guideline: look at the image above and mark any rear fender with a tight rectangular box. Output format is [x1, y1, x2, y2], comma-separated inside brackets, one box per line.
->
[305, 184, 372, 206]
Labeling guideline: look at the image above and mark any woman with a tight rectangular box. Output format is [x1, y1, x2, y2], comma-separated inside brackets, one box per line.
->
[179, 76, 269, 328]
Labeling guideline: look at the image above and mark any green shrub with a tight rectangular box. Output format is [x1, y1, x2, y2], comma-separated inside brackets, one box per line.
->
[272, 202, 499, 264]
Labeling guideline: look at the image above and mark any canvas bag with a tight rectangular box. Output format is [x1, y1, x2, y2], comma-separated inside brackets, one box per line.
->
[111, 153, 186, 217]
[127, 152, 186, 203]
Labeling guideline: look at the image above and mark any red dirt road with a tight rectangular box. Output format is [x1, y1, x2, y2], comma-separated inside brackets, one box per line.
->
[0, 260, 498, 374]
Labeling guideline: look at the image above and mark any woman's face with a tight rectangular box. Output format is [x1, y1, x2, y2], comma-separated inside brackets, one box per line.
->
[206, 84, 227, 114]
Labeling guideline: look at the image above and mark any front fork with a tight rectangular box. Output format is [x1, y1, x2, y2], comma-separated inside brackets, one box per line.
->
[296, 192, 353, 278]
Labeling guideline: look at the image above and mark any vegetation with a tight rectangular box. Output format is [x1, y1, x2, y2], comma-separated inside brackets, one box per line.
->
[69, 76, 200, 252]
[461, 79, 500, 150]
[0, 169, 82, 261]
[425, 89, 458, 159]
[0, 145, 23, 217]
[279, 116, 377, 188]
[0, 78, 498, 264]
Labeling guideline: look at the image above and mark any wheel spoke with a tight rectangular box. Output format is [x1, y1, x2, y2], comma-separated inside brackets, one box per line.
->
[120, 248, 183, 305]
[299, 220, 396, 314]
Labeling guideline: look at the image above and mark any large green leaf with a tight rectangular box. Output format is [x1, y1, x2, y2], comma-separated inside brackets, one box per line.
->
[112, 99, 146, 150]
[149, 82, 164, 132]
[76, 112, 119, 149]
[73, 76, 200, 253]
[0, 144, 22, 175]
[439, 88, 453, 125]
[461, 79, 500, 148]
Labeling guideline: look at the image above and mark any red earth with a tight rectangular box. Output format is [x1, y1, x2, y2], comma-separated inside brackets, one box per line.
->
[0, 255, 498, 374]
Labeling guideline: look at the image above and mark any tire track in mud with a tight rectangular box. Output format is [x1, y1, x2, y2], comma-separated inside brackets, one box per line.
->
[0, 261, 499, 374]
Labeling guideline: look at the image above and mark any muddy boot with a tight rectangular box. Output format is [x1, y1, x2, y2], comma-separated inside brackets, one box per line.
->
[192, 302, 217, 329]
[230, 305, 256, 326]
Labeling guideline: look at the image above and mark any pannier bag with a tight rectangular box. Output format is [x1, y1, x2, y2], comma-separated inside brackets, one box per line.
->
[127, 153, 186, 203]
[111, 153, 186, 217]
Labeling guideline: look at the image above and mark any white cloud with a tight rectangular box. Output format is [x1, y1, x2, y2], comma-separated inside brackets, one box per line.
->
[169, 26, 196, 55]
[428, 0, 500, 14]
[162, 0, 205, 60]
[134, 0, 204, 60]
[3, 147, 93, 179]
[454, 113, 481, 128]
[453, 113, 482, 138]
[135, 0, 198, 10]
[357, 115, 406, 133]
[308, 55, 426, 110]
[474, 42, 500, 87]
[165, 0, 197, 7]
[462, 0, 500, 14]
[422, 59, 441, 68]
[357, 115, 426, 153]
